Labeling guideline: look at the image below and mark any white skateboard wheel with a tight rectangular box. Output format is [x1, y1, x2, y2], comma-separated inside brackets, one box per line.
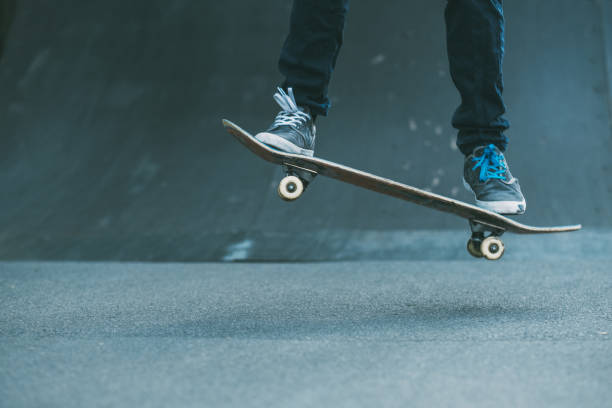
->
[480, 236, 504, 260]
[278, 176, 304, 201]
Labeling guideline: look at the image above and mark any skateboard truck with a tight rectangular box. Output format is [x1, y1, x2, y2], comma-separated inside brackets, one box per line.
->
[467, 219, 505, 260]
[278, 163, 317, 201]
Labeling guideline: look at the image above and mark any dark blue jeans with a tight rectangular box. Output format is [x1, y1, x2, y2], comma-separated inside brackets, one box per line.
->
[279, 0, 509, 155]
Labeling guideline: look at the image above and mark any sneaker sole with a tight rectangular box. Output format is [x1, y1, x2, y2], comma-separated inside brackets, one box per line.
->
[462, 178, 526, 215]
[254, 132, 314, 157]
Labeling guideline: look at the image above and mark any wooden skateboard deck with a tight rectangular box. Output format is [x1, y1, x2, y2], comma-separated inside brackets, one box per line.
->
[222, 119, 581, 259]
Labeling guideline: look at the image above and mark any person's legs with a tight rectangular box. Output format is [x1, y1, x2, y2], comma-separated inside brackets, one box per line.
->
[0, 0, 16, 60]
[256, 0, 349, 157]
[445, 0, 509, 155]
[446, 0, 525, 214]
[279, 0, 349, 117]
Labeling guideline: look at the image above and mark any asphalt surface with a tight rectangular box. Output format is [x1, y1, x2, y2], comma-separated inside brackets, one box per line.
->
[0, 0, 609, 261]
[1, 260, 610, 407]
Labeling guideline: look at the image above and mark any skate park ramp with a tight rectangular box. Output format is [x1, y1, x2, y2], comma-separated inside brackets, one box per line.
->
[0, 0, 611, 261]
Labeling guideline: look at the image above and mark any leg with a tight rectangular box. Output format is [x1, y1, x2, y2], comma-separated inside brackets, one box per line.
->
[256, 1, 349, 157]
[0, 0, 16, 60]
[279, 0, 349, 117]
[445, 0, 509, 155]
[448, 1, 526, 215]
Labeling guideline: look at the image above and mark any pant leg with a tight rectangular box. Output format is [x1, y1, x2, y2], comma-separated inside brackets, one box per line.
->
[279, 0, 349, 116]
[445, 0, 509, 155]
[0, 0, 16, 60]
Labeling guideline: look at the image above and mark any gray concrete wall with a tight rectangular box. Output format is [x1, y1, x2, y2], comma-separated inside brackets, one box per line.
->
[0, 0, 609, 261]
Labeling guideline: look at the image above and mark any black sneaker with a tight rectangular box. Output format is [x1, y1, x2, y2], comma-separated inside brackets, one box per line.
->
[463, 144, 526, 215]
[255, 87, 316, 157]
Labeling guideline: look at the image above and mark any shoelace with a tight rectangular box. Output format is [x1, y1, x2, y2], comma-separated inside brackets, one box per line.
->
[471, 144, 508, 182]
[271, 87, 311, 129]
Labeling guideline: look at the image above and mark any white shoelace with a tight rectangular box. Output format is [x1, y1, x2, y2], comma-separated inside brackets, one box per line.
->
[271, 87, 311, 128]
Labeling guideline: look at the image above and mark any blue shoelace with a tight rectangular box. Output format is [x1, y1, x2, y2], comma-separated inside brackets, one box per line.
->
[471, 144, 507, 182]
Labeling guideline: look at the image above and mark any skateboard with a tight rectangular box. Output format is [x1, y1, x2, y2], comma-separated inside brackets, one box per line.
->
[222, 119, 581, 260]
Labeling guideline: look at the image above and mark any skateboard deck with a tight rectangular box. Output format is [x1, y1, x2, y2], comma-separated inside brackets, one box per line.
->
[222, 119, 581, 259]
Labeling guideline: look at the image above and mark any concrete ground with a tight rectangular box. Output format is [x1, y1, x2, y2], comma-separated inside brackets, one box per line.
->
[1, 260, 610, 407]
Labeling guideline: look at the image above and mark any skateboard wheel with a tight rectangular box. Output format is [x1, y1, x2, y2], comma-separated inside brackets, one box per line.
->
[467, 239, 483, 258]
[278, 175, 304, 201]
[480, 236, 504, 260]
